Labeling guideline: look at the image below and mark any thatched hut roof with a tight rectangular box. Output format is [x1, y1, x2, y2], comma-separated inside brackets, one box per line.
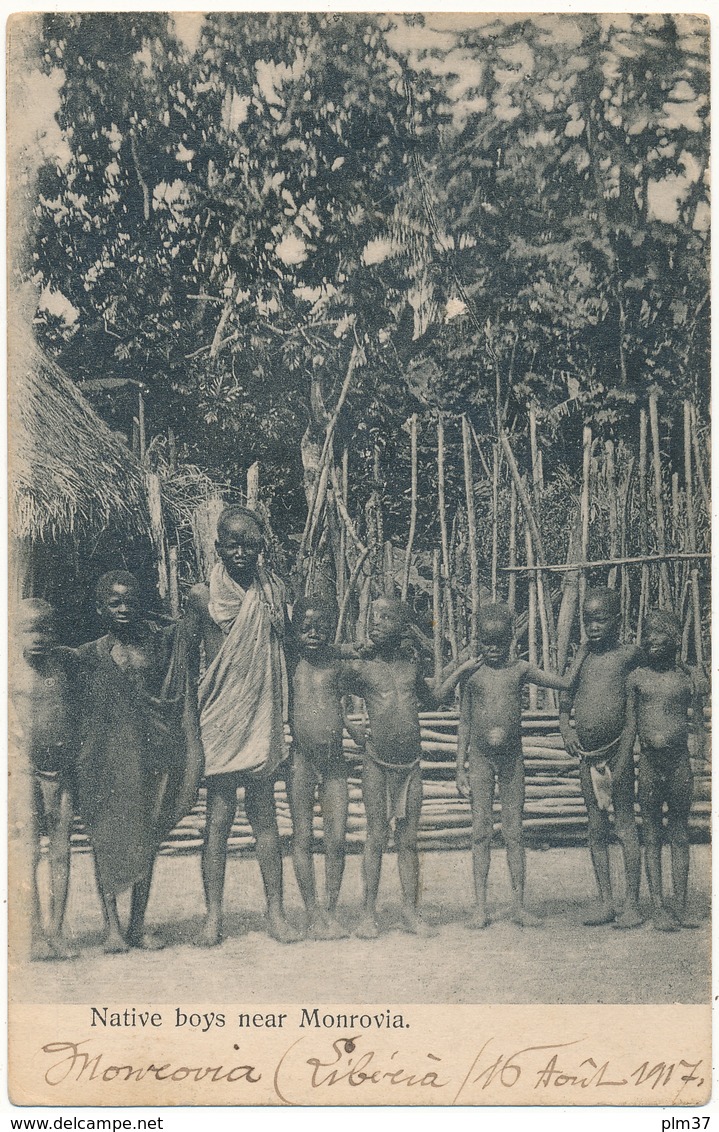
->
[9, 329, 148, 543]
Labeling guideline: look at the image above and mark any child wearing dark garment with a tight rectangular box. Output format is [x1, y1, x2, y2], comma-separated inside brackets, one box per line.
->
[10, 599, 78, 960]
[617, 610, 707, 931]
[287, 594, 365, 939]
[560, 588, 645, 929]
[456, 603, 577, 929]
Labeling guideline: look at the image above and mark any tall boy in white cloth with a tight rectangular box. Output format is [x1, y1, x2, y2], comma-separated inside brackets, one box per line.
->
[185, 506, 300, 946]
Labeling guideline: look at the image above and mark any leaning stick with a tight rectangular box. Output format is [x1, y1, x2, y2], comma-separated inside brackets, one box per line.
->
[462, 416, 480, 653]
[331, 461, 365, 555]
[402, 414, 419, 601]
[579, 425, 592, 622]
[437, 415, 459, 659]
[298, 343, 360, 562]
[499, 428, 548, 565]
[334, 547, 370, 644]
[637, 408, 650, 642]
[525, 520, 539, 710]
[683, 400, 704, 667]
[648, 392, 671, 607]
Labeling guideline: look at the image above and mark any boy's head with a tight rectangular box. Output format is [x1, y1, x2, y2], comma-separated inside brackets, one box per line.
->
[17, 598, 57, 657]
[96, 570, 141, 633]
[582, 588, 620, 649]
[478, 604, 513, 664]
[292, 594, 338, 653]
[369, 597, 409, 647]
[216, 506, 264, 583]
[644, 610, 681, 665]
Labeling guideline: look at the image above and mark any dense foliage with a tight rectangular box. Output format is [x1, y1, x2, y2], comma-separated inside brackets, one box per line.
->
[26, 14, 709, 590]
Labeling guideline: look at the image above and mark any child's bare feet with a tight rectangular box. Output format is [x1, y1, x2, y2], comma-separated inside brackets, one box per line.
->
[466, 909, 490, 930]
[583, 903, 616, 926]
[267, 911, 302, 944]
[128, 930, 166, 950]
[197, 914, 223, 948]
[308, 911, 347, 940]
[32, 936, 75, 961]
[103, 930, 130, 954]
[676, 912, 701, 929]
[511, 907, 542, 927]
[613, 905, 644, 930]
[47, 936, 79, 960]
[399, 907, 436, 937]
[652, 907, 679, 932]
[323, 916, 349, 940]
[354, 913, 380, 939]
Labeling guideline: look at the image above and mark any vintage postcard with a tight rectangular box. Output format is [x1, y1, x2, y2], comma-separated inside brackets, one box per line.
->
[6, 10, 711, 1111]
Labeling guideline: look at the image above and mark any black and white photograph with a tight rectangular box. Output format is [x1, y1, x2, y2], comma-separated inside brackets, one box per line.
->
[6, 9, 712, 1109]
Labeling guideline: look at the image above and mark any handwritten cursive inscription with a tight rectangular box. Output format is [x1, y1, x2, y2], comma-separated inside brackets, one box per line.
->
[42, 1041, 261, 1087]
[38, 1034, 706, 1105]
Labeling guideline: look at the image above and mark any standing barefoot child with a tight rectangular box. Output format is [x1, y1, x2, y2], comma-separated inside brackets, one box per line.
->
[287, 595, 364, 939]
[560, 587, 645, 929]
[618, 611, 707, 931]
[456, 603, 575, 929]
[346, 597, 476, 939]
[10, 600, 78, 960]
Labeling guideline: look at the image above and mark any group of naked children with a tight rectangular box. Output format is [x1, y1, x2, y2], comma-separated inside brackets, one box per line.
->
[12, 506, 707, 961]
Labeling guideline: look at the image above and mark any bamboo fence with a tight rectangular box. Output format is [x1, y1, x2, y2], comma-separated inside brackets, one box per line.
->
[60, 711, 710, 858]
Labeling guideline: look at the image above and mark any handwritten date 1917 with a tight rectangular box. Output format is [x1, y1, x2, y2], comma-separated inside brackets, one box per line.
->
[40, 1034, 706, 1105]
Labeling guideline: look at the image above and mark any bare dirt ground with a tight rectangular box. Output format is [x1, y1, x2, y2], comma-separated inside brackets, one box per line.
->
[20, 845, 710, 1006]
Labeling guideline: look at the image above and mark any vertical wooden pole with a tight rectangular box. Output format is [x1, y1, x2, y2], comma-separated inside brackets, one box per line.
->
[689, 402, 710, 519]
[168, 544, 180, 618]
[401, 415, 418, 602]
[507, 479, 517, 612]
[246, 461, 260, 510]
[683, 400, 704, 666]
[138, 389, 146, 464]
[579, 425, 592, 632]
[168, 427, 177, 474]
[146, 471, 169, 601]
[432, 549, 443, 683]
[337, 448, 349, 604]
[638, 408, 650, 642]
[605, 440, 618, 590]
[648, 392, 671, 607]
[491, 441, 499, 601]
[462, 416, 480, 654]
[524, 520, 538, 709]
[437, 414, 459, 660]
[383, 540, 394, 598]
[671, 470, 681, 611]
[618, 455, 635, 641]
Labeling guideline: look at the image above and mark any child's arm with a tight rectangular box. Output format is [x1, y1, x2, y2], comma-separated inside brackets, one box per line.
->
[456, 681, 473, 799]
[342, 699, 366, 750]
[521, 660, 577, 692]
[613, 672, 639, 782]
[558, 645, 588, 758]
[426, 656, 483, 704]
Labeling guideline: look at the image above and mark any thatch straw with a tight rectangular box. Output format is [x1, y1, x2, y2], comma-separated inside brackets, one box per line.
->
[9, 329, 147, 542]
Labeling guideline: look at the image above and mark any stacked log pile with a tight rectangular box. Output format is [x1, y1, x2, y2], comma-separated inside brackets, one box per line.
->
[65, 710, 710, 855]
